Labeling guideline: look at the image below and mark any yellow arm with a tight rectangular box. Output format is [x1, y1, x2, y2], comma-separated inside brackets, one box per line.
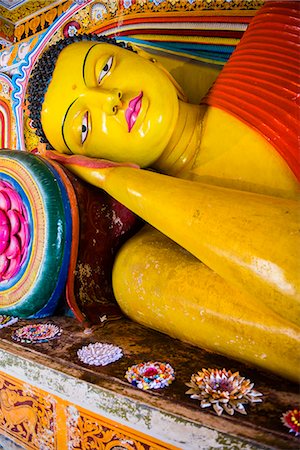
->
[52, 153, 300, 327]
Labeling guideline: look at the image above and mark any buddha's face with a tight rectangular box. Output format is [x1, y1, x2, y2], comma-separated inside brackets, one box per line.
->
[41, 41, 179, 167]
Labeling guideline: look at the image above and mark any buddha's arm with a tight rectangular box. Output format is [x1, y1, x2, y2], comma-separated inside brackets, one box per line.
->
[49, 152, 300, 327]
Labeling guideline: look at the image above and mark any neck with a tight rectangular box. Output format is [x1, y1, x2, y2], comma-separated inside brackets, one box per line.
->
[153, 101, 205, 177]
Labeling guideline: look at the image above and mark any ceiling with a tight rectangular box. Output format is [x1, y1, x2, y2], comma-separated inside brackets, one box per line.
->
[0, 0, 66, 46]
[0, 0, 29, 9]
[0, 0, 59, 23]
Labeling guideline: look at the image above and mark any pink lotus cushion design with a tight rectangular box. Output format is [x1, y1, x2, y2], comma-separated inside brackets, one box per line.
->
[0, 180, 30, 282]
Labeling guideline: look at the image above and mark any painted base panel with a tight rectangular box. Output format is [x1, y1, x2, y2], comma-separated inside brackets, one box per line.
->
[0, 316, 298, 450]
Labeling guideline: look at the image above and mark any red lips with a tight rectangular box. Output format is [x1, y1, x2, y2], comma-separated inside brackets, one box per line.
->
[125, 92, 143, 132]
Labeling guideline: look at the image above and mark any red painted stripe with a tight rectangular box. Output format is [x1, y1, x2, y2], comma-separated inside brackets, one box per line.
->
[92, 15, 252, 35]
[114, 29, 243, 38]
[112, 15, 253, 24]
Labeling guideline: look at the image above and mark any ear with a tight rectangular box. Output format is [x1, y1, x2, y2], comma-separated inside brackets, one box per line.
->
[132, 45, 188, 102]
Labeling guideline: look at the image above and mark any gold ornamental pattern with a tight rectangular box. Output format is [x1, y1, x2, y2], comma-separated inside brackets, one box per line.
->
[14, 1, 72, 42]
[66, 405, 173, 450]
[0, 374, 56, 449]
[91, 0, 265, 21]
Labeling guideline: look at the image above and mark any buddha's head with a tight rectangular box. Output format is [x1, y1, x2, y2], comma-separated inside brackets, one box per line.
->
[27, 35, 180, 167]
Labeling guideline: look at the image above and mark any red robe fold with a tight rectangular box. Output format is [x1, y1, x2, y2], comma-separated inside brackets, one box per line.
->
[203, 1, 300, 181]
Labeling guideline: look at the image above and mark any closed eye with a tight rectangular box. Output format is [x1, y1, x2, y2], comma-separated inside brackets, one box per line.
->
[81, 111, 89, 144]
[98, 56, 113, 84]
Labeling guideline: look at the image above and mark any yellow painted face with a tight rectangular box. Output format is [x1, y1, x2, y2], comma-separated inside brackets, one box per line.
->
[41, 41, 179, 167]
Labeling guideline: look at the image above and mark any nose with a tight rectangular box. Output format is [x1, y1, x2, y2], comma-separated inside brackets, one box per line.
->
[86, 88, 122, 115]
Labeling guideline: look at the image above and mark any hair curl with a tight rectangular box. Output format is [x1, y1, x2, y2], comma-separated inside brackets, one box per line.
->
[27, 34, 133, 149]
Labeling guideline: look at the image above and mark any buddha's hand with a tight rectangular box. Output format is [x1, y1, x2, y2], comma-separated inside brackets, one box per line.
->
[44, 150, 139, 189]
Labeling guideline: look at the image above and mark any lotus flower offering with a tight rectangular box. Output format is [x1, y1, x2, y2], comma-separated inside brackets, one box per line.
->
[125, 361, 175, 390]
[12, 323, 62, 344]
[77, 342, 123, 366]
[186, 368, 263, 416]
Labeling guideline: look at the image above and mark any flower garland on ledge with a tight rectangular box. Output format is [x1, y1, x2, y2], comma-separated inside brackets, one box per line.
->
[8, 318, 300, 440]
[185, 368, 263, 416]
[125, 361, 175, 390]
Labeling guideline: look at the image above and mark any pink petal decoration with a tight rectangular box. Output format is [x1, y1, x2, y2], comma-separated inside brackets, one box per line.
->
[2, 253, 21, 280]
[0, 181, 30, 282]
[0, 254, 9, 277]
[0, 190, 11, 210]
[7, 210, 21, 235]
[7, 190, 23, 212]
[5, 235, 21, 259]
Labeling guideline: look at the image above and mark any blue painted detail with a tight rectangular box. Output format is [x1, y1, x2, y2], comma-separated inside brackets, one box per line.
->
[118, 37, 235, 63]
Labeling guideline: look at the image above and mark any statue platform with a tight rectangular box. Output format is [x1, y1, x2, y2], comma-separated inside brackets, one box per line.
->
[0, 316, 298, 450]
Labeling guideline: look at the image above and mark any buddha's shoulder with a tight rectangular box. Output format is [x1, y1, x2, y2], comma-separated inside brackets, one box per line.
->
[187, 107, 299, 200]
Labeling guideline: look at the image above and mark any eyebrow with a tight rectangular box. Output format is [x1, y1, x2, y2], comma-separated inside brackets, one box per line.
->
[82, 44, 98, 84]
[62, 98, 78, 153]
[61, 45, 97, 152]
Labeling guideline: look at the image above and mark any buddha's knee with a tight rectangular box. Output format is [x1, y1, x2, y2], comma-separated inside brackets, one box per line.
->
[113, 225, 300, 381]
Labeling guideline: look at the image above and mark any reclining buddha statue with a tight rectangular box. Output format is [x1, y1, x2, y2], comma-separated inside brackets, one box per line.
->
[27, 1, 300, 381]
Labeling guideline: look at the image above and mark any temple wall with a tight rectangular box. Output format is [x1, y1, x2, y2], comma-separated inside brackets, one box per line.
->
[0, 348, 257, 450]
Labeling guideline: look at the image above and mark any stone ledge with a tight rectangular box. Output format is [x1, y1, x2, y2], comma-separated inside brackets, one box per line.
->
[0, 316, 298, 450]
